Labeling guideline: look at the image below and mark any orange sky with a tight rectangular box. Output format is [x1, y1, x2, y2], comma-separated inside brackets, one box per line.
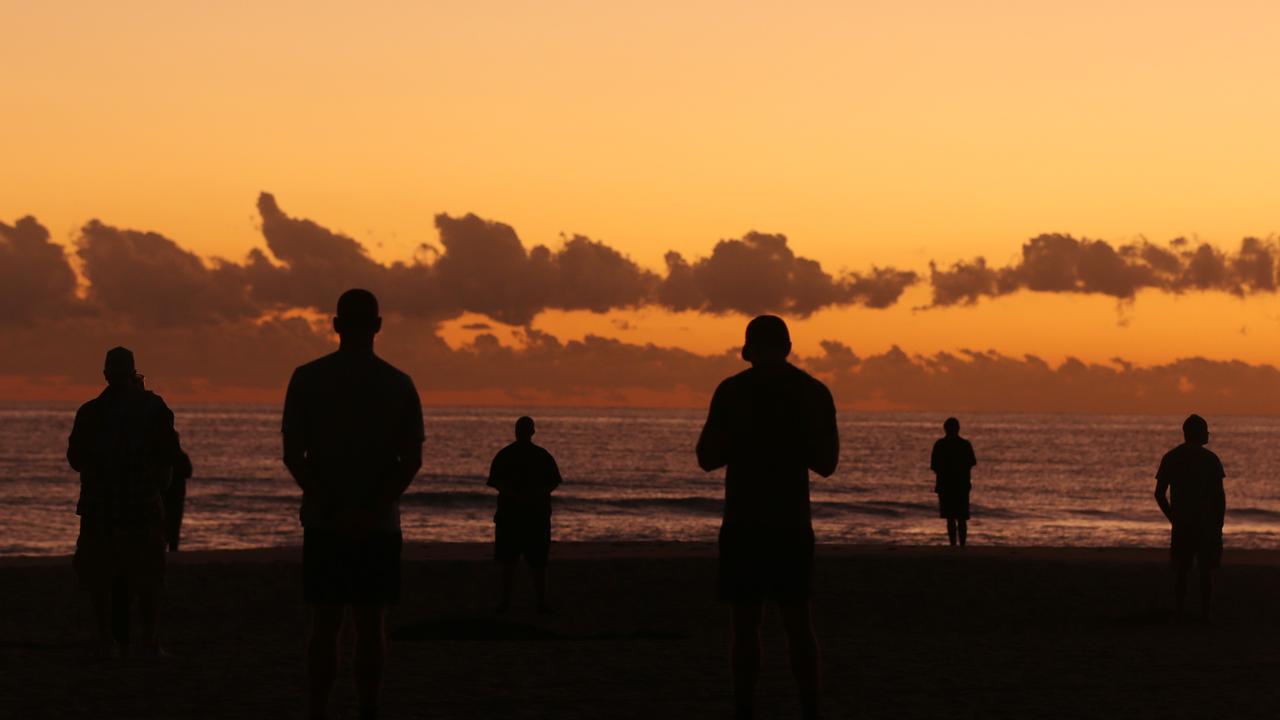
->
[3, 1, 1279, 372]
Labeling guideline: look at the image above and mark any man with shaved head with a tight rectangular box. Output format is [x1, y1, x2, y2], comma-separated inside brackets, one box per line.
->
[283, 289, 424, 720]
[697, 315, 839, 720]
[486, 415, 563, 613]
[1154, 413, 1227, 624]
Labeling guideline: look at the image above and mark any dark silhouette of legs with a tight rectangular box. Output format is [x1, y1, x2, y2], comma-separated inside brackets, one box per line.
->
[352, 605, 387, 720]
[496, 560, 517, 612]
[135, 585, 162, 653]
[957, 519, 967, 547]
[531, 563, 550, 612]
[307, 605, 344, 720]
[779, 601, 822, 720]
[111, 576, 131, 650]
[1173, 556, 1192, 621]
[1198, 563, 1214, 623]
[90, 588, 116, 656]
[730, 602, 763, 719]
[946, 519, 957, 546]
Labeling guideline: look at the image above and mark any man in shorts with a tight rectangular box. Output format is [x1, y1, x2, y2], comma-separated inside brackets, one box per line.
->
[697, 315, 839, 720]
[487, 415, 562, 613]
[931, 417, 976, 547]
[68, 346, 179, 658]
[283, 289, 424, 720]
[1154, 413, 1226, 624]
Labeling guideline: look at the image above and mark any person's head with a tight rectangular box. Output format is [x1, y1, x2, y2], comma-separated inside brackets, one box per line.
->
[741, 315, 791, 365]
[103, 346, 137, 388]
[333, 289, 381, 345]
[943, 417, 960, 436]
[515, 415, 535, 441]
[1182, 413, 1209, 445]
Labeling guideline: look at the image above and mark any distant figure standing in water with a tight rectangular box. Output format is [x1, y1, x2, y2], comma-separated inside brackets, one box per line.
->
[283, 289, 424, 720]
[486, 416, 562, 613]
[1154, 414, 1226, 624]
[67, 347, 179, 658]
[930, 417, 976, 547]
[697, 315, 839, 720]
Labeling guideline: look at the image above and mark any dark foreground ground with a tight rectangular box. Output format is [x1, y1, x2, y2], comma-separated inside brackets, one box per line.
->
[2, 543, 1279, 719]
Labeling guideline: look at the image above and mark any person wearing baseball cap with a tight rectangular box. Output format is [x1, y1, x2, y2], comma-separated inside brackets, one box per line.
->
[697, 315, 839, 720]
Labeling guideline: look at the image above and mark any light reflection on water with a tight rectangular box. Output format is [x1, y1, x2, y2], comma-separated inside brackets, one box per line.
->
[1, 403, 1277, 555]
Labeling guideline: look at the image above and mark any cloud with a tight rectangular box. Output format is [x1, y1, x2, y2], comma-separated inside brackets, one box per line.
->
[661, 232, 918, 316]
[928, 233, 1280, 306]
[0, 216, 79, 325]
[77, 220, 257, 327]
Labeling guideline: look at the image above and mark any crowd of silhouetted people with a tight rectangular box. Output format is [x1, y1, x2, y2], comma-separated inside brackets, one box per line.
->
[66, 289, 1230, 720]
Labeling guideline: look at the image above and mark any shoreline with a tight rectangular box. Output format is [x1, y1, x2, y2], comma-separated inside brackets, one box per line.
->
[6, 541, 1280, 567]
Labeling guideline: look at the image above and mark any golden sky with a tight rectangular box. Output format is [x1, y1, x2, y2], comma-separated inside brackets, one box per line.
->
[3, 1, 1279, 379]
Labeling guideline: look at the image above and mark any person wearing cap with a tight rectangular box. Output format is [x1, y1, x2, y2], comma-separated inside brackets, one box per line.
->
[696, 315, 839, 720]
[282, 289, 424, 720]
[1154, 414, 1227, 623]
[67, 347, 179, 658]
[486, 415, 563, 613]
[931, 417, 976, 547]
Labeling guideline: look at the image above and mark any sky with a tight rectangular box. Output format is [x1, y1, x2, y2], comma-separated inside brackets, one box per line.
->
[2, 1, 1278, 410]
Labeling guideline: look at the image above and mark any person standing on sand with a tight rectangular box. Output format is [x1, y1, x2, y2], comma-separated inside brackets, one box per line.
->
[697, 315, 839, 720]
[283, 289, 424, 720]
[1154, 414, 1226, 624]
[486, 415, 562, 613]
[67, 346, 179, 658]
[930, 417, 976, 547]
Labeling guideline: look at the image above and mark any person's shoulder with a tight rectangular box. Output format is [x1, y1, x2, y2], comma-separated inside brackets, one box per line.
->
[788, 363, 833, 401]
[714, 370, 751, 397]
[373, 355, 417, 387]
[1199, 446, 1223, 463]
[293, 352, 340, 378]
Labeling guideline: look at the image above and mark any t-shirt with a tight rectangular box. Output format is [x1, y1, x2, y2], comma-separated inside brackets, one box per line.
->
[697, 362, 838, 533]
[282, 351, 424, 531]
[931, 435, 976, 492]
[68, 385, 178, 524]
[487, 440, 562, 520]
[1156, 443, 1226, 528]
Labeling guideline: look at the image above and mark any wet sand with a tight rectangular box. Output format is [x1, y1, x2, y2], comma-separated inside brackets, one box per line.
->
[3, 543, 1279, 719]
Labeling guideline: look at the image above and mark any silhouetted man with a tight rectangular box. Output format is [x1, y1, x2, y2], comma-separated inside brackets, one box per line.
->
[1154, 414, 1226, 624]
[68, 347, 178, 658]
[283, 289, 424, 720]
[487, 416, 562, 613]
[931, 417, 976, 547]
[697, 315, 839, 720]
[108, 372, 193, 650]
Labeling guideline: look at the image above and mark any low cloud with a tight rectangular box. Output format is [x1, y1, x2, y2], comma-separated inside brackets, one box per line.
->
[928, 233, 1280, 306]
[661, 232, 917, 316]
[0, 216, 79, 326]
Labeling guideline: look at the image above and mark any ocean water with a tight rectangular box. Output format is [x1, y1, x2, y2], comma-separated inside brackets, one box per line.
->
[1, 403, 1278, 556]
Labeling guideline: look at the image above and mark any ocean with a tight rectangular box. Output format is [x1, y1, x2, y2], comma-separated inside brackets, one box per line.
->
[2, 404, 1277, 556]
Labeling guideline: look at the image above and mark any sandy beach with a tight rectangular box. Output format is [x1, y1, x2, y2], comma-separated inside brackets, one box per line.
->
[3, 543, 1279, 719]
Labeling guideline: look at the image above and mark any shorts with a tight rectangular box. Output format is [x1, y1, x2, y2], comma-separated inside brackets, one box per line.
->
[73, 516, 167, 591]
[1171, 524, 1223, 570]
[494, 515, 551, 566]
[716, 526, 815, 603]
[303, 529, 403, 605]
[938, 488, 970, 520]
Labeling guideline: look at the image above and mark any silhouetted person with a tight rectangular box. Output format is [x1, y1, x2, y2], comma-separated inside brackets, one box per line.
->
[283, 289, 424, 720]
[931, 417, 976, 547]
[486, 416, 562, 613]
[1154, 414, 1226, 624]
[108, 371, 194, 649]
[67, 347, 178, 658]
[697, 316, 838, 720]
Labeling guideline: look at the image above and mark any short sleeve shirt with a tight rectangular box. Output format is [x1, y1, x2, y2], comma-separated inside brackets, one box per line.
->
[282, 351, 424, 531]
[1156, 443, 1226, 527]
[703, 363, 837, 533]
